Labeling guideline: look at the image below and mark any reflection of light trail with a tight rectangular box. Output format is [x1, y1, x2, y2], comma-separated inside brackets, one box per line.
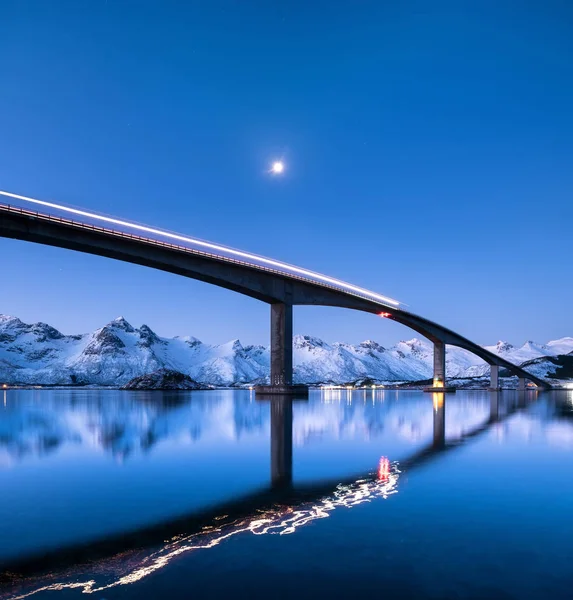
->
[378, 456, 390, 481]
[0, 190, 401, 308]
[3, 463, 400, 599]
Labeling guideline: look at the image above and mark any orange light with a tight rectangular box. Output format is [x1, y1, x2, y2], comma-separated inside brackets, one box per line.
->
[379, 312, 392, 318]
[432, 392, 444, 410]
[378, 456, 390, 481]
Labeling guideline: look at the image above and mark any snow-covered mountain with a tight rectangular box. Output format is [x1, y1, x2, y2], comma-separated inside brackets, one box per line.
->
[0, 314, 571, 386]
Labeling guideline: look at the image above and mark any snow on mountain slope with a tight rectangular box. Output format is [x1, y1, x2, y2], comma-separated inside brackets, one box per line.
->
[484, 338, 573, 363]
[293, 336, 431, 383]
[0, 314, 568, 386]
[546, 338, 573, 355]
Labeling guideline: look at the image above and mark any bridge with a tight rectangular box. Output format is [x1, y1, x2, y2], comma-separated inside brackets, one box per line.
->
[0, 190, 550, 391]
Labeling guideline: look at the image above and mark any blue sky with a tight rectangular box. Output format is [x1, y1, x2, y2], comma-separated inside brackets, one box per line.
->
[0, 1, 571, 346]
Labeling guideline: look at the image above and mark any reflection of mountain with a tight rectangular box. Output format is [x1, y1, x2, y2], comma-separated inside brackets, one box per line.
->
[0, 391, 493, 465]
[0, 392, 267, 464]
[1, 315, 572, 386]
[492, 396, 573, 448]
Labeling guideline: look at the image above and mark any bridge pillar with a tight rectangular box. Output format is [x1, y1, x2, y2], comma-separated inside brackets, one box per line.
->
[271, 302, 292, 386]
[255, 303, 308, 396]
[517, 377, 528, 391]
[433, 340, 446, 387]
[424, 341, 455, 392]
[488, 364, 500, 391]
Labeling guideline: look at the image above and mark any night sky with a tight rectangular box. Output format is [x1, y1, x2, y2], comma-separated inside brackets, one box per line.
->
[0, 1, 571, 347]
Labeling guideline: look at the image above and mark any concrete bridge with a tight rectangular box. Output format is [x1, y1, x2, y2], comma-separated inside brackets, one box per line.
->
[0, 196, 550, 391]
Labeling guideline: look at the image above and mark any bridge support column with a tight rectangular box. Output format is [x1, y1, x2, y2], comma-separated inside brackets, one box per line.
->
[271, 302, 292, 387]
[434, 340, 446, 387]
[255, 303, 308, 396]
[424, 341, 456, 392]
[517, 377, 528, 391]
[488, 364, 501, 391]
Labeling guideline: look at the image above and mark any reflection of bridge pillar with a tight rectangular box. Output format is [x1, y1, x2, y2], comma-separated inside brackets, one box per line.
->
[270, 398, 293, 488]
[432, 393, 445, 448]
[256, 303, 308, 396]
[489, 364, 500, 391]
[489, 392, 500, 421]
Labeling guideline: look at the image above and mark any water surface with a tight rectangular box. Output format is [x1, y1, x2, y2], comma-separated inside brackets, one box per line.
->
[1, 388, 572, 599]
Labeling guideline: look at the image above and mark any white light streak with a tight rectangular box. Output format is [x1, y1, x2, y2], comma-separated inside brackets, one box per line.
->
[0, 190, 401, 307]
[7, 465, 400, 599]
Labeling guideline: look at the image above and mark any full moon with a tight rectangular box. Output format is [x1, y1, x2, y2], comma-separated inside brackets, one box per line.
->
[271, 161, 285, 174]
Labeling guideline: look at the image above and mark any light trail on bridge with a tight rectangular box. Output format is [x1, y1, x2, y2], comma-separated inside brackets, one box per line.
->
[0, 190, 401, 308]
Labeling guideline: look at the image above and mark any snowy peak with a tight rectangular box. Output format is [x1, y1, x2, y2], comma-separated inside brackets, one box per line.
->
[0, 314, 569, 386]
[393, 338, 432, 359]
[359, 340, 385, 353]
[29, 322, 64, 341]
[547, 338, 573, 355]
[523, 340, 547, 353]
[494, 341, 514, 354]
[0, 315, 23, 327]
[83, 327, 126, 355]
[137, 324, 162, 347]
[215, 339, 243, 354]
[243, 344, 266, 358]
[294, 335, 328, 350]
[0, 317, 65, 347]
[107, 316, 135, 333]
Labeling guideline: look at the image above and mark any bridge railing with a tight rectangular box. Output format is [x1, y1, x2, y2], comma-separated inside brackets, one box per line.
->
[0, 201, 401, 309]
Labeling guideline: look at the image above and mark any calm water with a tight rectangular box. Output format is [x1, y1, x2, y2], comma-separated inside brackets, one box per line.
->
[1, 388, 572, 599]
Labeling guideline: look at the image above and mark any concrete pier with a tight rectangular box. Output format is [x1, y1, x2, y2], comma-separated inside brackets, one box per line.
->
[424, 341, 456, 393]
[271, 303, 292, 386]
[270, 398, 293, 488]
[517, 377, 528, 391]
[488, 364, 500, 391]
[256, 303, 308, 396]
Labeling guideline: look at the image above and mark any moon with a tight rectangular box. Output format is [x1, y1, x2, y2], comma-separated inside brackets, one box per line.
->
[270, 160, 285, 175]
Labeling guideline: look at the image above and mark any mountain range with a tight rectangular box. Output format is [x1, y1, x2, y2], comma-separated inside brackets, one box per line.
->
[0, 314, 571, 386]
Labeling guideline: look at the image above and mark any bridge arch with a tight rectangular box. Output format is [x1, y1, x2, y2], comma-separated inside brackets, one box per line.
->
[0, 203, 550, 391]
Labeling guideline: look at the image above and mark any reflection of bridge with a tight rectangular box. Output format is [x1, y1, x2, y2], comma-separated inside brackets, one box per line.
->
[0, 390, 540, 587]
[0, 192, 550, 391]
